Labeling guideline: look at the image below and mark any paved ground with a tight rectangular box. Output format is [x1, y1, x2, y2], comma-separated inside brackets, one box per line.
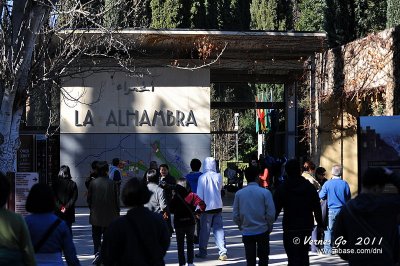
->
[72, 191, 348, 266]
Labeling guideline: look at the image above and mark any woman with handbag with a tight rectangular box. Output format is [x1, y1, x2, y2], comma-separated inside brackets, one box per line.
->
[170, 178, 206, 266]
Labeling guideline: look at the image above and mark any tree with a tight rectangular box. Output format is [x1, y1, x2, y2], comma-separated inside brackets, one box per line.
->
[387, 0, 400, 28]
[354, 0, 386, 38]
[250, 0, 278, 30]
[324, 0, 356, 47]
[150, 0, 186, 28]
[295, 0, 325, 31]
[0, 0, 142, 173]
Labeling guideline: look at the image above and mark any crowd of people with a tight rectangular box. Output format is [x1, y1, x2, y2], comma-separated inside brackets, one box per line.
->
[0, 155, 399, 266]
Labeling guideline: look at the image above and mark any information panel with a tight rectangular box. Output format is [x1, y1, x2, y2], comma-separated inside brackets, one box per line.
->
[15, 172, 39, 216]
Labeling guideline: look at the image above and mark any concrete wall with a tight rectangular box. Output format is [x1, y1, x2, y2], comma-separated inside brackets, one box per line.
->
[315, 28, 396, 195]
[60, 68, 212, 206]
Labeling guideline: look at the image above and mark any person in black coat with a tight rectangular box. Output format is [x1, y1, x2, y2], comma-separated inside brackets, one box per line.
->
[274, 159, 323, 266]
[52, 165, 78, 232]
[101, 177, 170, 266]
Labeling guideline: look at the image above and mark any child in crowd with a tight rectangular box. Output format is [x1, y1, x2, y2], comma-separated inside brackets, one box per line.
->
[170, 178, 206, 266]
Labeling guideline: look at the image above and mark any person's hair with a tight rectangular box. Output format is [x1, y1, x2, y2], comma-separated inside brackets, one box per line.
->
[0, 172, 10, 208]
[362, 167, 389, 189]
[285, 159, 301, 178]
[176, 177, 191, 192]
[58, 165, 72, 179]
[112, 158, 120, 166]
[159, 164, 169, 170]
[26, 183, 56, 213]
[91, 160, 99, 170]
[244, 166, 259, 183]
[190, 159, 201, 171]
[122, 177, 152, 207]
[303, 161, 316, 171]
[97, 161, 109, 176]
[146, 169, 159, 183]
[331, 164, 342, 176]
[315, 167, 326, 177]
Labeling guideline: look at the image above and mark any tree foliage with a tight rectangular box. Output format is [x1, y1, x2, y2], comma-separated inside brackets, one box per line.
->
[387, 0, 400, 28]
[250, 0, 278, 30]
[324, 0, 356, 47]
[295, 0, 325, 31]
[354, 0, 386, 38]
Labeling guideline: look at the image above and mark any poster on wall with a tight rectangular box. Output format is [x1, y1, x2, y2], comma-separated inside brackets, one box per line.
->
[358, 115, 400, 192]
[14, 172, 39, 216]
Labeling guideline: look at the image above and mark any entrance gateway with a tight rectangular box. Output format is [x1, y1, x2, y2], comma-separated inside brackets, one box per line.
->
[56, 30, 326, 205]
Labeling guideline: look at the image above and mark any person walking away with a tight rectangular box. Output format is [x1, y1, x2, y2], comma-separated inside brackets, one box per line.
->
[333, 167, 400, 265]
[143, 160, 159, 181]
[52, 165, 78, 233]
[109, 158, 123, 201]
[196, 157, 228, 261]
[87, 161, 120, 264]
[85, 160, 99, 190]
[159, 164, 176, 236]
[302, 161, 320, 191]
[144, 169, 169, 223]
[25, 183, 80, 266]
[0, 172, 36, 266]
[185, 158, 202, 193]
[311, 166, 329, 253]
[233, 166, 275, 266]
[185, 158, 203, 243]
[101, 177, 170, 266]
[258, 159, 271, 189]
[319, 164, 350, 254]
[274, 159, 323, 266]
[170, 178, 206, 266]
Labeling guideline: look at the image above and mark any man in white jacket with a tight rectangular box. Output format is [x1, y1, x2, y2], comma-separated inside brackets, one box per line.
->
[196, 157, 228, 261]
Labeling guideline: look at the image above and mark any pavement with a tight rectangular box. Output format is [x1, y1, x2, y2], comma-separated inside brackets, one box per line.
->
[72, 191, 348, 266]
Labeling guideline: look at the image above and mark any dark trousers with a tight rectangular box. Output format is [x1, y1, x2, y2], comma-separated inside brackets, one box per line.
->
[175, 225, 195, 265]
[242, 231, 270, 266]
[283, 230, 311, 266]
[92, 225, 107, 254]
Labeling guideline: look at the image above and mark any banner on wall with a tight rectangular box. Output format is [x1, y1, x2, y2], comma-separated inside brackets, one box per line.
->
[61, 68, 210, 134]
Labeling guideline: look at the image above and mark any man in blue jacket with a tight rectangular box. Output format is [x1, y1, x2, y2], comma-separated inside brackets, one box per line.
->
[319, 164, 351, 254]
[233, 166, 275, 265]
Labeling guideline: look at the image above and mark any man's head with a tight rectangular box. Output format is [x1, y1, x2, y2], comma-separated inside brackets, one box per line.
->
[190, 158, 201, 172]
[362, 167, 389, 193]
[285, 159, 301, 179]
[122, 177, 152, 207]
[159, 164, 169, 177]
[112, 158, 120, 167]
[331, 165, 342, 177]
[149, 161, 158, 170]
[244, 166, 259, 183]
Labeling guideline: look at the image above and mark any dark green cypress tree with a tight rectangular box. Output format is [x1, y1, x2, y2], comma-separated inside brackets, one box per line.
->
[150, 0, 185, 28]
[387, 0, 400, 28]
[250, 0, 279, 30]
[190, 0, 207, 28]
[324, 0, 356, 47]
[354, 0, 386, 38]
[295, 0, 325, 31]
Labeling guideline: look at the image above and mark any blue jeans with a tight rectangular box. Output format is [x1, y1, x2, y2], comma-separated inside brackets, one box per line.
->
[198, 211, 227, 256]
[324, 209, 341, 254]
